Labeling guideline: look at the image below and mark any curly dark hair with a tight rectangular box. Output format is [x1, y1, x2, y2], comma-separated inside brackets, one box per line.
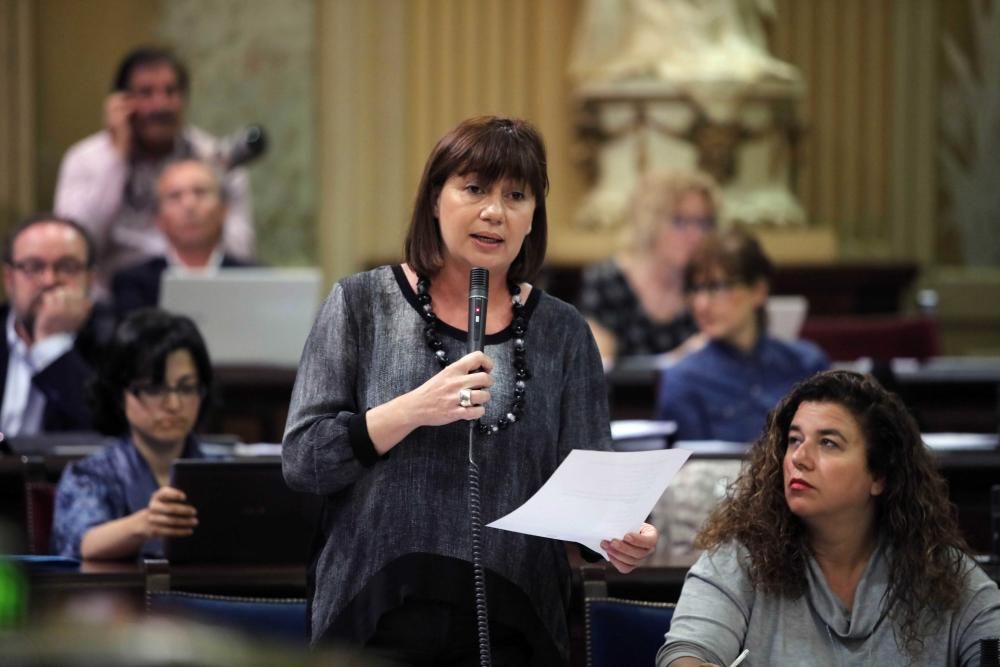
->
[696, 369, 970, 658]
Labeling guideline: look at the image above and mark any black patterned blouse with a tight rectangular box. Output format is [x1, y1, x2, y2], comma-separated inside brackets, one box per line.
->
[577, 259, 697, 357]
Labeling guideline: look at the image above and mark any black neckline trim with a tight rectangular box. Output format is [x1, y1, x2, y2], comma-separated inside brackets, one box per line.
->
[391, 264, 539, 344]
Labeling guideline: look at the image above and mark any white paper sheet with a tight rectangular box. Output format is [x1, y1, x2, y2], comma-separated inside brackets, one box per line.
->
[487, 448, 691, 557]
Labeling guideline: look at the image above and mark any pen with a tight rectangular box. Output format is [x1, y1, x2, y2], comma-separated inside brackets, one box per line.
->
[727, 649, 750, 667]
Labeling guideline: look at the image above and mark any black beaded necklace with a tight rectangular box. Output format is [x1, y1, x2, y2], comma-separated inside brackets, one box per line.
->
[416, 275, 530, 435]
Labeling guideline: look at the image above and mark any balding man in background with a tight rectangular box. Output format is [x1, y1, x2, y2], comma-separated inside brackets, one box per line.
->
[110, 158, 255, 317]
[0, 215, 115, 436]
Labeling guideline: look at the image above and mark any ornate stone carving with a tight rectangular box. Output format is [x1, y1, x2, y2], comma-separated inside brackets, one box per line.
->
[571, 0, 807, 230]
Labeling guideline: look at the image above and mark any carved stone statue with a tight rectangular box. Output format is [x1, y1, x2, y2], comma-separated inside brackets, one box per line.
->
[571, 0, 798, 89]
[571, 0, 807, 230]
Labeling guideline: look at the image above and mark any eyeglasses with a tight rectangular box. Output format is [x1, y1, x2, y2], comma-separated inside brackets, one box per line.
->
[160, 185, 220, 205]
[672, 215, 717, 232]
[686, 280, 739, 297]
[9, 257, 89, 280]
[128, 381, 205, 405]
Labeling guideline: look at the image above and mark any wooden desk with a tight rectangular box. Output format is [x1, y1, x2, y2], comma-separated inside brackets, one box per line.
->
[605, 354, 662, 420]
[888, 357, 1000, 433]
[537, 262, 919, 317]
[210, 365, 298, 443]
[605, 355, 1000, 433]
[19, 558, 308, 614]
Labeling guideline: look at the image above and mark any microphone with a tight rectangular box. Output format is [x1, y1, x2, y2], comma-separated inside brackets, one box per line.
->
[466, 265, 494, 666]
[467, 267, 489, 355]
[217, 124, 268, 170]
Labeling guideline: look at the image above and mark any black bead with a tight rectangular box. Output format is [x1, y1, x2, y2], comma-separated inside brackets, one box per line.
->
[513, 338, 525, 351]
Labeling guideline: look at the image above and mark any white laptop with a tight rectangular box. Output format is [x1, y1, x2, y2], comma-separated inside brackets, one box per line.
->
[766, 295, 809, 342]
[159, 267, 323, 368]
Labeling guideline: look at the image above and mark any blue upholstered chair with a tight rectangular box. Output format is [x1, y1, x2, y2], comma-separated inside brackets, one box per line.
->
[143, 559, 307, 644]
[585, 595, 675, 667]
[145, 590, 308, 642]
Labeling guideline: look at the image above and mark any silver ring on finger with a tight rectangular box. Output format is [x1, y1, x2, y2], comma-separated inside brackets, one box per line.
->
[458, 388, 473, 408]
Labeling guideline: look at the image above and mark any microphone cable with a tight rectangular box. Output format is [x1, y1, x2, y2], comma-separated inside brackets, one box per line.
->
[468, 425, 492, 667]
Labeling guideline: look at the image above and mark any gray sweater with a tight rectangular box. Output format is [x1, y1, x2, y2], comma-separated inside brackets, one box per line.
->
[657, 540, 1000, 667]
[282, 266, 612, 655]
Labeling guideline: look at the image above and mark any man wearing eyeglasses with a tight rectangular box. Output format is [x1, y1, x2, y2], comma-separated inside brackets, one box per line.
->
[0, 214, 115, 436]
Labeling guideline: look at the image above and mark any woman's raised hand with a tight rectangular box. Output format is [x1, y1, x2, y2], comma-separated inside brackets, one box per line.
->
[413, 351, 494, 427]
[138, 485, 198, 539]
[366, 350, 496, 455]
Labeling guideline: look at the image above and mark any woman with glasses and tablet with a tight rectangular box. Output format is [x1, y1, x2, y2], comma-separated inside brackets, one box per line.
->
[655, 228, 828, 442]
[578, 168, 720, 366]
[52, 308, 211, 560]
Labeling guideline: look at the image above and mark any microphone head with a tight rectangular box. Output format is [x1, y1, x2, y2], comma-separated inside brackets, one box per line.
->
[469, 267, 489, 299]
[224, 124, 268, 169]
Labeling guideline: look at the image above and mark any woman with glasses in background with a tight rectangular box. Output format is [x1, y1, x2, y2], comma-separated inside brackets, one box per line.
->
[52, 308, 211, 559]
[578, 169, 719, 366]
[655, 228, 828, 442]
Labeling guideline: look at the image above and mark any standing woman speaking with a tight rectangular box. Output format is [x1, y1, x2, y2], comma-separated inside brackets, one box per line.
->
[282, 116, 657, 666]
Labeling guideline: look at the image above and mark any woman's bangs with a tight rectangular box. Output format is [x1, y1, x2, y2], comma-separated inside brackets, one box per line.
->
[454, 131, 546, 197]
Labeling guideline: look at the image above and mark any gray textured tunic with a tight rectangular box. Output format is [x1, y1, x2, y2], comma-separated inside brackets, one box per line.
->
[657, 540, 1000, 667]
[282, 265, 612, 655]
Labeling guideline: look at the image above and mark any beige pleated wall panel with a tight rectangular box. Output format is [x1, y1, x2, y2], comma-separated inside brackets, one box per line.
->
[318, 0, 944, 280]
[0, 0, 35, 233]
[317, 0, 584, 283]
[772, 0, 937, 262]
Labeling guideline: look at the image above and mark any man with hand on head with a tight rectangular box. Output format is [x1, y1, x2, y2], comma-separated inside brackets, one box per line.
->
[111, 158, 255, 316]
[0, 214, 115, 436]
[54, 46, 254, 289]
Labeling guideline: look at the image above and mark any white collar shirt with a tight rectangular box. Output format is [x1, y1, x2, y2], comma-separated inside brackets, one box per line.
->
[1, 310, 76, 437]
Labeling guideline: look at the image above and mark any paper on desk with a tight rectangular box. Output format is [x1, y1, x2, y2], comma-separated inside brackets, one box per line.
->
[487, 448, 691, 557]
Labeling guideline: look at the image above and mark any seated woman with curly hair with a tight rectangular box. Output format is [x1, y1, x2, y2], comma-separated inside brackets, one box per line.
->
[657, 370, 1000, 667]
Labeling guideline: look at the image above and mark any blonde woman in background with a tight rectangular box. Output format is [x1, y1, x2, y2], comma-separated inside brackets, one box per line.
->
[578, 169, 719, 365]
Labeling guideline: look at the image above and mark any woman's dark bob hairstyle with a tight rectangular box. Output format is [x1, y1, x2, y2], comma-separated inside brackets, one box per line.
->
[404, 115, 549, 284]
[90, 308, 214, 436]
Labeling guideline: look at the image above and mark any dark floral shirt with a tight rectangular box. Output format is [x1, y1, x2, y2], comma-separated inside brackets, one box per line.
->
[51, 437, 204, 559]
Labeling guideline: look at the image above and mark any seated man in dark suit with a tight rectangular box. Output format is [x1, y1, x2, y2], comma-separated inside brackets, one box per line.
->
[111, 158, 253, 315]
[1, 214, 115, 435]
